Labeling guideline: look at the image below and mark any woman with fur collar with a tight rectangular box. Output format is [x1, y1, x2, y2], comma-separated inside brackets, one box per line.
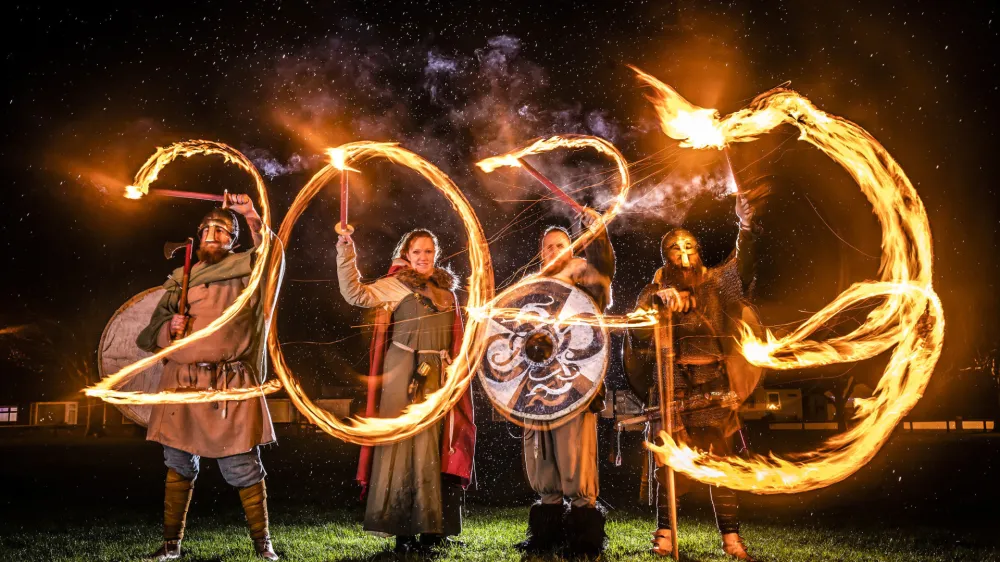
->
[336, 229, 476, 554]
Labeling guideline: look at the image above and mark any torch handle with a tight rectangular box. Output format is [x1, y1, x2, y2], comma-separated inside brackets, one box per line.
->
[150, 189, 227, 202]
[336, 169, 354, 235]
[516, 158, 585, 213]
[724, 148, 743, 196]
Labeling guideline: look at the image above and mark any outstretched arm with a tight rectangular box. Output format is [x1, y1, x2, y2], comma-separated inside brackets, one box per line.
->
[581, 208, 615, 281]
[336, 235, 406, 309]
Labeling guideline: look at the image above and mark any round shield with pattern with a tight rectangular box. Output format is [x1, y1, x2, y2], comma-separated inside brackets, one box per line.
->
[98, 287, 166, 426]
[479, 277, 608, 425]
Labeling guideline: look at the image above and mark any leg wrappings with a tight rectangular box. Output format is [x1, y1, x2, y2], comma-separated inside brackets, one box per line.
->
[239, 479, 270, 541]
[163, 469, 194, 542]
[711, 485, 740, 535]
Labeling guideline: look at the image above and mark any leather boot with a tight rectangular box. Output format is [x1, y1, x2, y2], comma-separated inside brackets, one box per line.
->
[650, 528, 673, 557]
[514, 501, 567, 554]
[722, 532, 756, 561]
[150, 469, 194, 561]
[149, 540, 181, 561]
[239, 479, 278, 560]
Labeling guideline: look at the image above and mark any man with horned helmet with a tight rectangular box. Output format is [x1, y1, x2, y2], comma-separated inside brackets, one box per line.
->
[136, 195, 279, 560]
[623, 188, 765, 561]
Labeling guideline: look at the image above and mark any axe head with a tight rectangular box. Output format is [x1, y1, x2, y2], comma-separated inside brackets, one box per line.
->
[164, 237, 194, 260]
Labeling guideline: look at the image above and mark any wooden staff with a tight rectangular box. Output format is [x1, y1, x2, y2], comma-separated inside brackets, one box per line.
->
[652, 304, 679, 560]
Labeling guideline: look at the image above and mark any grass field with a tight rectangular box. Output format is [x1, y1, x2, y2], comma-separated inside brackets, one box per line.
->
[3, 432, 1000, 561]
[2, 504, 996, 562]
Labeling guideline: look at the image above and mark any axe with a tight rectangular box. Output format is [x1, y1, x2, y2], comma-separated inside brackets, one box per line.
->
[164, 237, 195, 338]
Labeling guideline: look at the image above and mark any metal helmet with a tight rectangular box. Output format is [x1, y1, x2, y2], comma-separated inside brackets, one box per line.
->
[197, 208, 239, 242]
[660, 228, 699, 264]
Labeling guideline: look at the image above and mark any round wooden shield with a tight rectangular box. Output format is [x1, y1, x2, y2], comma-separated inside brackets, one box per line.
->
[478, 278, 608, 426]
[98, 287, 166, 426]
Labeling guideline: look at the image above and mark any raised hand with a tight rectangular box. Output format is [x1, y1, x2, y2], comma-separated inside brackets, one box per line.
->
[735, 193, 753, 230]
[226, 193, 257, 217]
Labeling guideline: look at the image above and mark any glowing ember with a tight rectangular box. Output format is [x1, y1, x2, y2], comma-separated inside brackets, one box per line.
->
[263, 141, 494, 446]
[633, 67, 944, 494]
[85, 140, 282, 405]
[0, 325, 29, 336]
[124, 185, 145, 199]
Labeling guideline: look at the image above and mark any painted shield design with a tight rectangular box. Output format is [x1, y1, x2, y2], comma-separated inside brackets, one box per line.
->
[98, 287, 166, 426]
[479, 278, 608, 425]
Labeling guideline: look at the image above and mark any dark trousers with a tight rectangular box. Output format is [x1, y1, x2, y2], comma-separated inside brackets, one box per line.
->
[655, 427, 742, 535]
[440, 473, 465, 537]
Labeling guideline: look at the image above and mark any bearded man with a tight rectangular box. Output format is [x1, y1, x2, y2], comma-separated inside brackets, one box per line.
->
[136, 195, 279, 560]
[515, 207, 615, 559]
[623, 191, 764, 561]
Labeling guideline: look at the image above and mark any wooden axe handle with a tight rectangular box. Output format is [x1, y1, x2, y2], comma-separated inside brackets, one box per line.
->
[178, 239, 194, 317]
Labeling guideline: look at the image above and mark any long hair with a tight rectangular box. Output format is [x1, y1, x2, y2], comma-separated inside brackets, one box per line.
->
[391, 229, 440, 265]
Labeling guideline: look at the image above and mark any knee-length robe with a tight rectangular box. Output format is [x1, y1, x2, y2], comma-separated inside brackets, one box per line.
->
[135, 249, 275, 458]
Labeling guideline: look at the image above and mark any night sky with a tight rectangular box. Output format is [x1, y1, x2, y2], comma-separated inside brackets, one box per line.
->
[2, 1, 998, 417]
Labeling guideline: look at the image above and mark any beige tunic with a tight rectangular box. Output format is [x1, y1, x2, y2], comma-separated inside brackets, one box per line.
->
[145, 263, 275, 458]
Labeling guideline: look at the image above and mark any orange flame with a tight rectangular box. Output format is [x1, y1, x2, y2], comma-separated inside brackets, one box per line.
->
[85, 140, 283, 405]
[326, 147, 361, 173]
[629, 66, 728, 150]
[468, 307, 657, 329]
[632, 67, 944, 493]
[124, 185, 145, 199]
[264, 141, 494, 446]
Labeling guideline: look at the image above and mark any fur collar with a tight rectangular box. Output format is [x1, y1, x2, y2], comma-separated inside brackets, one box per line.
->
[394, 265, 460, 292]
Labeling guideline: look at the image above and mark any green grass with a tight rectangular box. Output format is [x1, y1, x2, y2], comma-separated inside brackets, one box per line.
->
[1, 506, 995, 562]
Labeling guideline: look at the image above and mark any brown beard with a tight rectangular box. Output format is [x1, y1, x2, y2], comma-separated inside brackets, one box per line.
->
[661, 255, 706, 290]
[196, 245, 229, 265]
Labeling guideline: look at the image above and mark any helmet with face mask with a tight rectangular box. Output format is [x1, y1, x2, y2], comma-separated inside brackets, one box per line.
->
[660, 228, 701, 269]
[197, 208, 239, 249]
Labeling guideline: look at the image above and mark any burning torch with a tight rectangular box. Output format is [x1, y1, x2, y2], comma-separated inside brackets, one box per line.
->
[515, 157, 585, 214]
[125, 185, 237, 207]
[329, 148, 356, 235]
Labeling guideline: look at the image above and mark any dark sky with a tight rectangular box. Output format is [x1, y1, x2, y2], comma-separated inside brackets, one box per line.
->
[2, 0, 998, 415]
